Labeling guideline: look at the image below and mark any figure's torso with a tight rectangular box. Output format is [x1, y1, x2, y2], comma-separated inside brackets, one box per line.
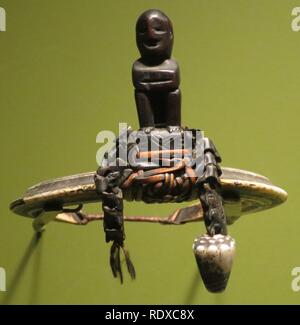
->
[132, 59, 180, 92]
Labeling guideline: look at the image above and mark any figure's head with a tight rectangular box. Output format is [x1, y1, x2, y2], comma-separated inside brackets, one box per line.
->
[136, 9, 173, 62]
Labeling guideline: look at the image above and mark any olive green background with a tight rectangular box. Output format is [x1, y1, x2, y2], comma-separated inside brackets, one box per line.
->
[0, 0, 299, 304]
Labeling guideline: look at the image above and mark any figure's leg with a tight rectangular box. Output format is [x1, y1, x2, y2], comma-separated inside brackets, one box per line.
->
[197, 138, 227, 235]
[94, 167, 135, 283]
[165, 89, 181, 128]
[198, 183, 227, 236]
[102, 188, 125, 244]
[135, 90, 154, 129]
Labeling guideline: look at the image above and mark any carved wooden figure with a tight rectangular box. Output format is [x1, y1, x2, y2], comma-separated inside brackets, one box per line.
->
[133, 9, 181, 131]
[10, 9, 287, 294]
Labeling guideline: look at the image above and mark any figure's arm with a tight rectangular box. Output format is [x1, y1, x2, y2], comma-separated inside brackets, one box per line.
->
[132, 60, 180, 92]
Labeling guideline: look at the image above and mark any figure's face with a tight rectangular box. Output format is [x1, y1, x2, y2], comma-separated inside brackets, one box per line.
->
[136, 10, 173, 61]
